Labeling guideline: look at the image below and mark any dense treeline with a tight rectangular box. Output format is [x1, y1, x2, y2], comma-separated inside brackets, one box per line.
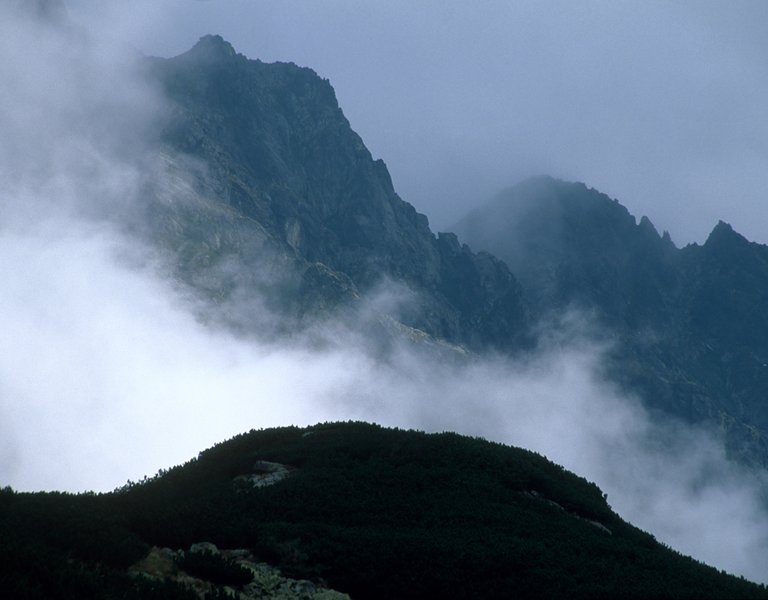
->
[0, 486, 196, 599]
[2, 422, 767, 598]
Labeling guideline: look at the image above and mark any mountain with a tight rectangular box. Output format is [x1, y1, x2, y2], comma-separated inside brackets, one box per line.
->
[139, 35, 529, 350]
[454, 177, 678, 327]
[3, 27, 768, 597]
[2, 422, 765, 599]
[455, 176, 768, 465]
[144, 36, 768, 465]
[141, 36, 768, 463]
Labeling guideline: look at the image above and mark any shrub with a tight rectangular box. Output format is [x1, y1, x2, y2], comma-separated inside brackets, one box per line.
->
[178, 550, 253, 587]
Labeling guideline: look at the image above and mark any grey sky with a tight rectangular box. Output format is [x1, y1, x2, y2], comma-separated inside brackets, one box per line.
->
[67, 0, 768, 246]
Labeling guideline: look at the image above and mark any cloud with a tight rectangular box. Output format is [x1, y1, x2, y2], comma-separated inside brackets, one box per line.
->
[3, 221, 767, 578]
[1, 0, 768, 585]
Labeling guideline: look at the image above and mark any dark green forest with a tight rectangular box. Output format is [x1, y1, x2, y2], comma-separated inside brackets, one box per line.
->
[2, 422, 766, 599]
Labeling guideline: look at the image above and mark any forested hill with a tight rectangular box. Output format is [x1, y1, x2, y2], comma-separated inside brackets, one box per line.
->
[2, 423, 766, 599]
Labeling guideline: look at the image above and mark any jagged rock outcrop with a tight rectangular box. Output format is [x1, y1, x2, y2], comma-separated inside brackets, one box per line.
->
[455, 176, 768, 465]
[142, 35, 530, 350]
[455, 176, 680, 328]
[130, 544, 350, 599]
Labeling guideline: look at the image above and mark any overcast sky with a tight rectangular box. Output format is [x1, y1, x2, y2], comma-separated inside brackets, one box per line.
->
[66, 0, 768, 246]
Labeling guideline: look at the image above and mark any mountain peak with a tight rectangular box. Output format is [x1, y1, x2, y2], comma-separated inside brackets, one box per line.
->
[713, 219, 734, 232]
[639, 215, 660, 237]
[184, 34, 238, 63]
[705, 220, 747, 248]
[150, 37, 529, 351]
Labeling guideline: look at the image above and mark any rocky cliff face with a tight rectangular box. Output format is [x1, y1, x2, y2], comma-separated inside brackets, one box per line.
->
[456, 176, 768, 465]
[143, 35, 529, 350]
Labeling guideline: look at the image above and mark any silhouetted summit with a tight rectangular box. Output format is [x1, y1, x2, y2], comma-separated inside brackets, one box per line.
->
[703, 220, 748, 250]
[183, 34, 239, 63]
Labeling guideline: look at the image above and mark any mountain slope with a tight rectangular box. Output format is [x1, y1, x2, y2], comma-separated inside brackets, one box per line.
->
[455, 176, 768, 464]
[141, 35, 529, 350]
[455, 176, 679, 328]
[2, 423, 765, 599]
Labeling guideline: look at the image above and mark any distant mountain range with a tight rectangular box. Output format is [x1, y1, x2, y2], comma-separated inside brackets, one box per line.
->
[142, 35, 768, 468]
[455, 176, 768, 466]
[5, 29, 768, 597]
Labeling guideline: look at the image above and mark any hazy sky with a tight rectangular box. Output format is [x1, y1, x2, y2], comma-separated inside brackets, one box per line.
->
[68, 0, 768, 245]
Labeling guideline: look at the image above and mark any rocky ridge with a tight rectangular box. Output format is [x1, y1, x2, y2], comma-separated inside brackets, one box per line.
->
[130, 543, 349, 600]
[455, 176, 768, 465]
[141, 35, 530, 350]
[139, 36, 768, 465]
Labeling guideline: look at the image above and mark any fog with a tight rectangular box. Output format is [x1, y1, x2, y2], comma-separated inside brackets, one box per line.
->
[2, 0, 768, 585]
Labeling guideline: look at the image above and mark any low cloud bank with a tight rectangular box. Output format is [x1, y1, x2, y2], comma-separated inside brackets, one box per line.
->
[1, 1, 767, 585]
[2, 229, 767, 579]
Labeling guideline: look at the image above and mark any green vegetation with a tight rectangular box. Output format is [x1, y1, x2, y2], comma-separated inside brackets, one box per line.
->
[178, 549, 253, 586]
[2, 423, 766, 598]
